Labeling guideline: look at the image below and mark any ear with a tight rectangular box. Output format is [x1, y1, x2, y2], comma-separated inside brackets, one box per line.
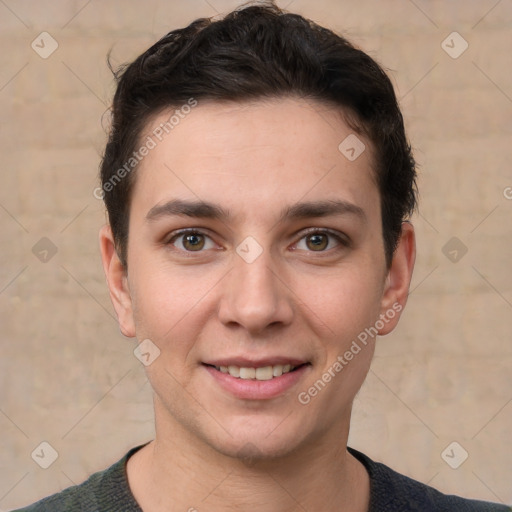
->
[99, 224, 136, 338]
[377, 221, 416, 335]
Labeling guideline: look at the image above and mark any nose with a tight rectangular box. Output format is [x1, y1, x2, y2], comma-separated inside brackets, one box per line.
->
[217, 246, 294, 334]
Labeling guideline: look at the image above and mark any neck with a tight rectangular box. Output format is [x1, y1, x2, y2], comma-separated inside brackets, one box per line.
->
[127, 407, 369, 512]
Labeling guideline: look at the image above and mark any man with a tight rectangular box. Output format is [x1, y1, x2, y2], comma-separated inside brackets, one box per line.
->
[15, 1, 510, 511]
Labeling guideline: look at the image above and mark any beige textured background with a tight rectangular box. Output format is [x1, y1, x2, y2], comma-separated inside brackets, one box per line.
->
[1, 0, 511, 509]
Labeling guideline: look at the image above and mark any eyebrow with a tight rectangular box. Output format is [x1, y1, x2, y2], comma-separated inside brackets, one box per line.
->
[145, 198, 367, 224]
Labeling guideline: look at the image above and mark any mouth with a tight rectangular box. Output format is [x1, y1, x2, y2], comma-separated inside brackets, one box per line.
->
[203, 363, 309, 381]
[202, 360, 311, 400]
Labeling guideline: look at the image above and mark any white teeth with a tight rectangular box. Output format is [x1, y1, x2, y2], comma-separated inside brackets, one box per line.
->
[228, 365, 240, 377]
[255, 366, 273, 380]
[272, 365, 283, 377]
[214, 364, 299, 380]
[239, 367, 256, 379]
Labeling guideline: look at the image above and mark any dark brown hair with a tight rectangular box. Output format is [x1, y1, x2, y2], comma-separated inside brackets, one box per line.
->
[100, 0, 417, 268]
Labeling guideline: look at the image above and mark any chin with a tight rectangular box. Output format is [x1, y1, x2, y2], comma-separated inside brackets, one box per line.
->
[205, 416, 310, 462]
[213, 438, 301, 463]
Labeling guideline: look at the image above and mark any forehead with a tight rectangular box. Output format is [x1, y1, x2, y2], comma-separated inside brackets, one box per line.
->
[131, 97, 380, 227]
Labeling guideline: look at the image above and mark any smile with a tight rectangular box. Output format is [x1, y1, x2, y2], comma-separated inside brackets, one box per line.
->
[212, 364, 299, 380]
[203, 361, 311, 400]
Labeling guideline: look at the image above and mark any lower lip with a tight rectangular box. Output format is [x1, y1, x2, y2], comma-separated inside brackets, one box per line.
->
[203, 364, 310, 400]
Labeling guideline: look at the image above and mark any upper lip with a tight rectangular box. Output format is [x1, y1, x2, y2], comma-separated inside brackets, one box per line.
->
[203, 357, 309, 367]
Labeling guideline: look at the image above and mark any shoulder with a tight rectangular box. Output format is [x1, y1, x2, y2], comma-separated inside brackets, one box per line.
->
[348, 447, 511, 512]
[11, 445, 146, 512]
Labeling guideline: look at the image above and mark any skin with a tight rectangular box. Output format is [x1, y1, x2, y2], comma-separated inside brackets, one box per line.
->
[100, 97, 416, 511]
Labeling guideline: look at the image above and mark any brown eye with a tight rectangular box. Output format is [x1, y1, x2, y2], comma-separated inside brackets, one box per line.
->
[182, 233, 205, 251]
[295, 229, 348, 253]
[306, 233, 329, 251]
[168, 230, 215, 252]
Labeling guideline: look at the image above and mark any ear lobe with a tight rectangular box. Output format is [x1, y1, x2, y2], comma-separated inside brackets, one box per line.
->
[99, 224, 136, 338]
[377, 221, 416, 336]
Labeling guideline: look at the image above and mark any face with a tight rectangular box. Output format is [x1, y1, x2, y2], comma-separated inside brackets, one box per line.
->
[100, 97, 415, 460]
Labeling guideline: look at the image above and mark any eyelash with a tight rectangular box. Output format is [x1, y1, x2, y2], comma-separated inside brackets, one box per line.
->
[165, 228, 350, 255]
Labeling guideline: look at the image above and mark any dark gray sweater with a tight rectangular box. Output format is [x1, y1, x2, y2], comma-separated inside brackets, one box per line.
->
[13, 444, 510, 511]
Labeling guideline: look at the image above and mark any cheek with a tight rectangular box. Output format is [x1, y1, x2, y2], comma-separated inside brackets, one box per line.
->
[299, 265, 384, 336]
[295, 270, 382, 418]
[128, 260, 220, 343]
